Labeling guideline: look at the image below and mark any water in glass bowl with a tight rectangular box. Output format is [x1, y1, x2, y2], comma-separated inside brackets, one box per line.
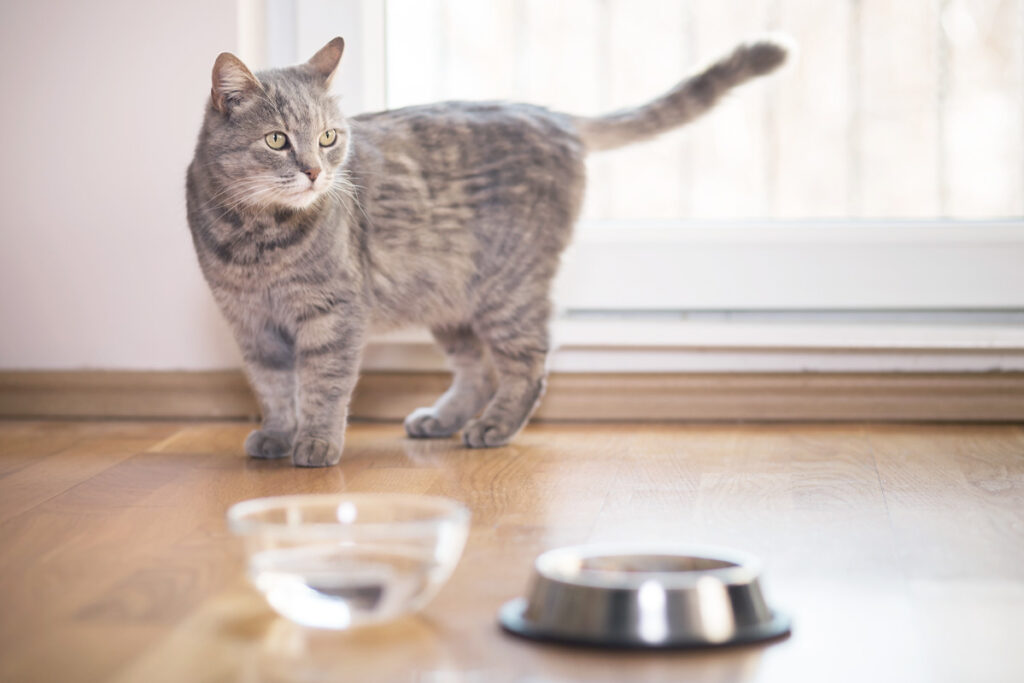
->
[250, 543, 447, 629]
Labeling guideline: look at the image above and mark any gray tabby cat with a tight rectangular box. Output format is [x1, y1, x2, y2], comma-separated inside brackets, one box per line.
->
[186, 36, 787, 467]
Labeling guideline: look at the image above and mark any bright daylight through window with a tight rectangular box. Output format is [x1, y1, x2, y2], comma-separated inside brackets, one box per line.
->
[386, 0, 1023, 221]
[269, 0, 1024, 317]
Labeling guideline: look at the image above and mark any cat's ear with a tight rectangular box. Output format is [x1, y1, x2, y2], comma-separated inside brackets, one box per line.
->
[211, 52, 263, 114]
[306, 37, 345, 87]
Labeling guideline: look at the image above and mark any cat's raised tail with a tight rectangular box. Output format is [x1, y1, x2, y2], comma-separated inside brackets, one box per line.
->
[574, 37, 791, 152]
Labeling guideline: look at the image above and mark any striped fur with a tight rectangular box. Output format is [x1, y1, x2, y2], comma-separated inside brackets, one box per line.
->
[186, 37, 788, 466]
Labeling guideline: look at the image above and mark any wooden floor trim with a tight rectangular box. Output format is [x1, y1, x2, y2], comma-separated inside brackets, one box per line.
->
[1, 370, 1022, 422]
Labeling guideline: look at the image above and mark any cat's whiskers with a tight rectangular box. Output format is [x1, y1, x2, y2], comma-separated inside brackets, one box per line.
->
[205, 176, 288, 216]
[329, 171, 374, 228]
[196, 180, 262, 211]
[209, 185, 278, 226]
[197, 175, 283, 215]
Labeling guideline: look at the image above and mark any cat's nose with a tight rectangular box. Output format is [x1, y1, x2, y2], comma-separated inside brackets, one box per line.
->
[303, 167, 321, 182]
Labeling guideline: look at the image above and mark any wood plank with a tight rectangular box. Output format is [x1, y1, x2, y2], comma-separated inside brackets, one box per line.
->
[866, 424, 1024, 580]
[0, 423, 360, 683]
[0, 422, 179, 523]
[2, 370, 1023, 422]
[0, 420, 1021, 682]
[0, 420, 132, 478]
[911, 579, 1024, 682]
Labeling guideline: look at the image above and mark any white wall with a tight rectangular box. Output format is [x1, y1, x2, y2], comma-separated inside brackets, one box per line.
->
[2, 1, 1018, 372]
[0, 0, 242, 369]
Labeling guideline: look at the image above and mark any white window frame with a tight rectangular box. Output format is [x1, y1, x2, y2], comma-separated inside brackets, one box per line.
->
[558, 219, 1024, 311]
[248, 0, 1024, 372]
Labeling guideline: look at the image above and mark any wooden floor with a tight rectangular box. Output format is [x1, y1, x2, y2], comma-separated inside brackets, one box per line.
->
[0, 420, 1022, 683]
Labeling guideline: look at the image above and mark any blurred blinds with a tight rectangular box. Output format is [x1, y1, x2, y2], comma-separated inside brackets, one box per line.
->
[384, 0, 1024, 220]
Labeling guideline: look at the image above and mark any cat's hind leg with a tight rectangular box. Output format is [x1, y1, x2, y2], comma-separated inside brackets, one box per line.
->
[405, 325, 497, 438]
[462, 299, 550, 448]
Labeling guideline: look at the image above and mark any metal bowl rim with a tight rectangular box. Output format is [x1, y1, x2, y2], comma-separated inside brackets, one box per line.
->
[532, 543, 764, 589]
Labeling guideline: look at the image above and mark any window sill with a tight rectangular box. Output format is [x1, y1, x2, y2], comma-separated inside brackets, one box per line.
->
[364, 317, 1024, 373]
[556, 220, 1024, 310]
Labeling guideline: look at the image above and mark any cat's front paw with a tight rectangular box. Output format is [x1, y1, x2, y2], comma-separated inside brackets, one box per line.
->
[244, 429, 294, 459]
[461, 419, 517, 448]
[404, 407, 460, 439]
[291, 437, 342, 467]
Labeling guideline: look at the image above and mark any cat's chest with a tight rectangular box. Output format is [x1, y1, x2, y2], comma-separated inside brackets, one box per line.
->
[199, 209, 329, 277]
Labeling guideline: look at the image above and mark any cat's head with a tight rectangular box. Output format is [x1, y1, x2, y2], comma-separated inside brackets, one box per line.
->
[201, 38, 350, 211]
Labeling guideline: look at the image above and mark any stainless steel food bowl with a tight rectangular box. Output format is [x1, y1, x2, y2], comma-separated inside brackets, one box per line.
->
[499, 545, 790, 649]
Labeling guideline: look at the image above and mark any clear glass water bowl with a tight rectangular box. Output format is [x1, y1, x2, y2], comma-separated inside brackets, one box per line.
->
[227, 493, 470, 630]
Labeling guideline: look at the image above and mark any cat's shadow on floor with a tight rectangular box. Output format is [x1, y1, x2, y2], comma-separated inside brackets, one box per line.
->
[236, 426, 530, 469]
[397, 434, 528, 468]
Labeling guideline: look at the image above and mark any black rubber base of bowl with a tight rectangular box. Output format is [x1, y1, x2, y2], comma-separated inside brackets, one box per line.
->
[498, 598, 792, 650]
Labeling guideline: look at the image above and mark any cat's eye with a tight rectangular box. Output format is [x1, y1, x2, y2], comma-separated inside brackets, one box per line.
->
[319, 129, 337, 147]
[265, 132, 289, 150]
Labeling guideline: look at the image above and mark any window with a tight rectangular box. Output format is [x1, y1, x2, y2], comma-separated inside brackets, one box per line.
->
[386, 0, 1024, 221]
[252, 0, 1024, 314]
